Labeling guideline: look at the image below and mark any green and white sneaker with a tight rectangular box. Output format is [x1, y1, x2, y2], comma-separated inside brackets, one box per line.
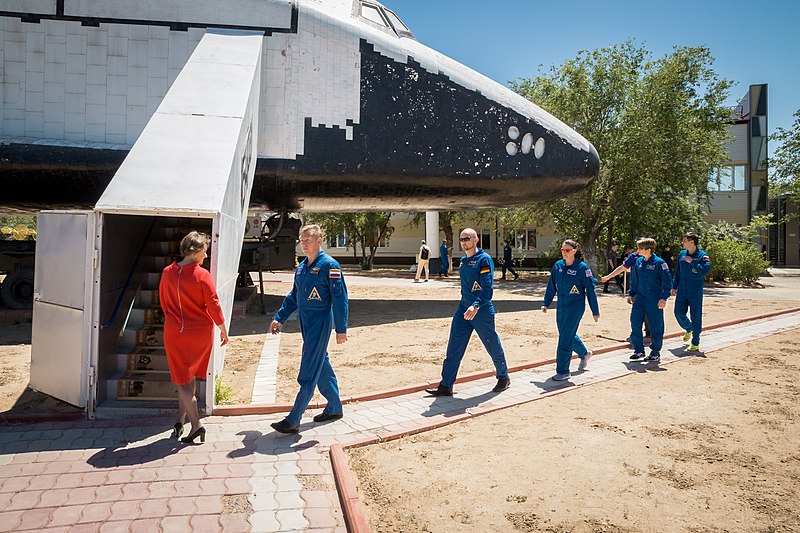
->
[682, 331, 692, 343]
[687, 344, 700, 352]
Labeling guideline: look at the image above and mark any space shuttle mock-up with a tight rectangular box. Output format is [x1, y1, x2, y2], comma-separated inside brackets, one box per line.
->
[0, 0, 599, 212]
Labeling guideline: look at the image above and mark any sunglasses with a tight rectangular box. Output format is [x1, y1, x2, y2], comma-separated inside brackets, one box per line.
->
[560, 248, 575, 252]
[459, 237, 473, 242]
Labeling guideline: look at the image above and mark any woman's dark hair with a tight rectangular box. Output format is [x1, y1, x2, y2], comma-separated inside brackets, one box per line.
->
[563, 239, 583, 261]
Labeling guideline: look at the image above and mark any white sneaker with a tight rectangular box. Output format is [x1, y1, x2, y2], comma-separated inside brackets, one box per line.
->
[578, 350, 593, 371]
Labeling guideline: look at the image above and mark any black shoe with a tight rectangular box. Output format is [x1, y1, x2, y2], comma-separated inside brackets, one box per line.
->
[171, 422, 183, 439]
[180, 426, 206, 444]
[270, 419, 300, 434]
[514, 274, 519, 280]
[424, 384, 453, 397]
[629, 352, 646, 360]
[313, 412, 343, 423]
[645, 351, 661, 362]
[492, 377, 510, 393]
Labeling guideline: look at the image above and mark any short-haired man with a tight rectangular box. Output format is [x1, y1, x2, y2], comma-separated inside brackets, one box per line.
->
[269, 224, 348, 433]
[426, 228, 510, 396]
[602, 243, 651, 339]
[628, 238, 672, 363]
[415, 239, 431, 282]
[671, 232, 710, 351]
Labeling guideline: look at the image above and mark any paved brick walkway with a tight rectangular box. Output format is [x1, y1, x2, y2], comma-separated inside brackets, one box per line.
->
[1, 311, 797, 532]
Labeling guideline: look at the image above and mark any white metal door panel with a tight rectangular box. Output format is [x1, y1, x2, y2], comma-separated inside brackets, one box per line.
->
[34, 211, 94, 310]
[30, 300, 87, 407]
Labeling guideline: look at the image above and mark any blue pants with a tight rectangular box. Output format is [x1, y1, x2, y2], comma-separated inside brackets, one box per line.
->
[440, 303, 508, 388]
[286, 311, 342, 425]
[555, 303, 589, 375]
[674, 289, 703, 345]
[630, 299, 665, 353]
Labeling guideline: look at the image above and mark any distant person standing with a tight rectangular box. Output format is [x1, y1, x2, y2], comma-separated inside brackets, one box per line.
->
[628, 238, 672, 363]
[439, 239, 450, 278]
[671, 232, 710, 351]
[425, 228, 510, 396]
[415, 240, 431, 282]
[541, 240, 600, 380]
[603, 243, 624, 293]
[501, 240, 519, 281]
[662, 244, 676, 274]
[269, 224, 348, 434]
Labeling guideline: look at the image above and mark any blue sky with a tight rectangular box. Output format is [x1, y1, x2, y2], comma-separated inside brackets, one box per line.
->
[381, 0, 799, 157]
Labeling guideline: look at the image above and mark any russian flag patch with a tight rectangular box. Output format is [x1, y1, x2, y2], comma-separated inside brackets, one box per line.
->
[329, 269, 341, 278]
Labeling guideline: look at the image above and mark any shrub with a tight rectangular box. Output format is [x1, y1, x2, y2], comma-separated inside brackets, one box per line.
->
[215, 374, 235, 405]
[703, 239, 769, 284]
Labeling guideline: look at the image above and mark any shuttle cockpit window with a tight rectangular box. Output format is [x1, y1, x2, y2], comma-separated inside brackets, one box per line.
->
[360, 3, 389, 27]
[358, 2, 415, 39]
[383, 8, 413, 37]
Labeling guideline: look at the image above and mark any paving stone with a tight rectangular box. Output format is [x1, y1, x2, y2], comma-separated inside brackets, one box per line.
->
[166, 496, 196, 516]
[65, 487, 97, 507]
[98, 520, 131, 533]
[197, 478, 227, 496]
[189, 513, 222, 533]
[16, 507, 53, 531]
[92, 484, 124, 503]
[273, 475, 302, 492]
[248, 510, 280, 532]
[160, 515, 192, 533]
[303, 506, 340, 528]
[146, 481, 177, 499]
[128, 518, 161, 533]
[6, 489, 43, 511]
[47, 505, 84, 527]
[275, 508, 308, 531]
[219, 512, 251, 533]
[119, 482, 149, 501]
[0, 510, 22, 532]
[108, 499, 140, 522]
[274, 491, 304, 510]
[137, 498, 169, 519]
[78, 502, 112, 523]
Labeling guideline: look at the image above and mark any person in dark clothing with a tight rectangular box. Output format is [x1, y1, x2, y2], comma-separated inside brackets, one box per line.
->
[501, 240, 519, 281]
[603, 243, 624, 293]
[662, 244, 675, 273]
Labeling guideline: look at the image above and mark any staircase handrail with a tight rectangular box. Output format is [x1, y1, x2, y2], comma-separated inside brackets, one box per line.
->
[101, 219, 156, 329]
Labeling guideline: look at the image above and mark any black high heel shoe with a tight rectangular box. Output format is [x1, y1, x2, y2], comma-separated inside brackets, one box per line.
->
[171, 423, 183, 439]
[181, 426, 206, 444]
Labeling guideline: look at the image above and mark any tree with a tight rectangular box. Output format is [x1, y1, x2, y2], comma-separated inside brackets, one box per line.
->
[305, 212, 394, 269]
[509, 42, 733, 270]
[769, 108, 800, 202]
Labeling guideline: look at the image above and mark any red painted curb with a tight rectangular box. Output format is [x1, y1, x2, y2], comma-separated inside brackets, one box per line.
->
[330, 444, 371, 533]
[214, 307, 800, 416]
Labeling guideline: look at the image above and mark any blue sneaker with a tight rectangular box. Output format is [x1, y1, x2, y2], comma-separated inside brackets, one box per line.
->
[552, 373, 571, 381]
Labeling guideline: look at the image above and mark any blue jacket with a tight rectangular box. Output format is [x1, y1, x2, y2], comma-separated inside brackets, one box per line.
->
[274, 251, 348, 333]
[459, 248, 494, 309]
[672, 248, 710, 291]
[628, 253, 672, 302]
[543, 259, 600, 316]
[623, 251, 639, 269]
[440, 243, 449, 261]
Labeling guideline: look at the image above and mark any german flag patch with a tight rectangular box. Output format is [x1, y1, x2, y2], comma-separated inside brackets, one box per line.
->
[329, 269, 341, 279]
[479, 266, 491, 274]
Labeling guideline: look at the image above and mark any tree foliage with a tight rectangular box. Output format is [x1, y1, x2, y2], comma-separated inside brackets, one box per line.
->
[769, 108, 800, 202]
[305, 212, 394, 269]
[509, 41, 733, 270]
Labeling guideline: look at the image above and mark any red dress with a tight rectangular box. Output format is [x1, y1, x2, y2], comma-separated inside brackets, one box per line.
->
[159, 261, 225, 385]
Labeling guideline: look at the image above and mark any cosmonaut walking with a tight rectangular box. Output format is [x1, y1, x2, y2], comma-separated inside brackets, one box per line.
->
[672, 232, 710, 351]
[426, 228, 510, 396]
[541, 239, 600, 381]
[269, 224, 348, 434]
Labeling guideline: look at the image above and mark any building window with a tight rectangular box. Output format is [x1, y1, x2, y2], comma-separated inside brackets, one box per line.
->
[708, 164, 747, 191]
[514, 229, 537, 250]
[327, 230, 349, 249]
[479, 229, 491, 250]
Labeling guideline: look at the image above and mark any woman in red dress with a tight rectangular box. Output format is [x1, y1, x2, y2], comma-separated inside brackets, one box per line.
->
[159, 231, 228, 444]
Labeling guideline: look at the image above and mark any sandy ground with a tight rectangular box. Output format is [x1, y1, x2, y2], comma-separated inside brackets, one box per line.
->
[2, 269, 799, 415]
[347, 329, 800, 532]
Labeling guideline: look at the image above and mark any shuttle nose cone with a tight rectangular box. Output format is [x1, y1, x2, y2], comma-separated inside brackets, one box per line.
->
[586, 142, 600, 178]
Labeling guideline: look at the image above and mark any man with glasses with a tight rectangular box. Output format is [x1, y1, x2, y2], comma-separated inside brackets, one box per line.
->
[426, 228, 510, 396]
[268, 224, 348, 433]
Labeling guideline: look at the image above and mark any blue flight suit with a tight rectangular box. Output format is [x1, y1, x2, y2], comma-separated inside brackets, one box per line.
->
[274, 251, 348, 425]
[439, 248, 509, 388]
[673, 248, 710, 346]
[439, 242, 449, 275]
[628, 254, 672, 354]
[623, 251, 649, 336]
[543, 259, 600, 375]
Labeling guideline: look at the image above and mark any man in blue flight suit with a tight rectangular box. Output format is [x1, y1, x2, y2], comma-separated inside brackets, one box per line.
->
[269, 224, 348, 434]
[628, 238, 673, 363]
[671, 232, 711, 351]
[426, 228, 510, 396]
